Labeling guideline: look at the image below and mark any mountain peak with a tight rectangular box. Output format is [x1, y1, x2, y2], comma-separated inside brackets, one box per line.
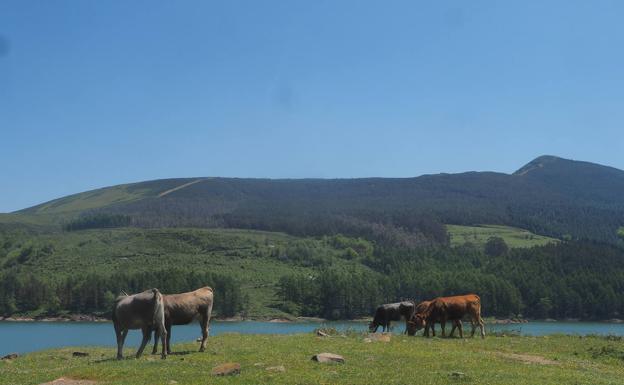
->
[513, 155, 566, 176]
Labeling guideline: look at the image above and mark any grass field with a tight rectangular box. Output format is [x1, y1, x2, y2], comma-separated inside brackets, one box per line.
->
[447, 224, 558, 249]
[2, 333, 623, 385]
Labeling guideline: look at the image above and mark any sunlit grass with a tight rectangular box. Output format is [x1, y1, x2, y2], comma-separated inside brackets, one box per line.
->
[2, 334, 623, 385]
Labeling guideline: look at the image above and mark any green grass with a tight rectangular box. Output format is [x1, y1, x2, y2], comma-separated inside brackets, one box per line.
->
[447, 224, 558, 249]
[2, 334, 623, 385]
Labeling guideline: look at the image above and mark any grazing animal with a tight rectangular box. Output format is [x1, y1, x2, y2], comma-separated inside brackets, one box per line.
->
[405, 299, 461, 337]
[151, 287, 214, 355]
[401, 300, 431, 335]
[369, 301, 414, 333]
[112, 288, 167, 360]
[407, 294, 485, 338]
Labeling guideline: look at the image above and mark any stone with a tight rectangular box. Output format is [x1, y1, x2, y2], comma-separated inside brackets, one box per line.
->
[211, 362, 241, 376]
[369, 333, 391, 342]
[266, 365, 286, 373]
[39, 378, 98, 385]
[450, 371, 465, 378]
[1, 353, 18, 360]
[72, 352, 89, 357]
[311, 353, 345, 364]
[316, 329, 329, 337]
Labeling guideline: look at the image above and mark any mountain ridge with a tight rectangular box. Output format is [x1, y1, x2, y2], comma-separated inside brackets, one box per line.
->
[6, 155, 624, 244]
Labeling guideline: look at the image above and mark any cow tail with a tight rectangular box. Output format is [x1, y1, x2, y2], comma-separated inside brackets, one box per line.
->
[474, 295, 482, 319]
[152, 289, 166, 334]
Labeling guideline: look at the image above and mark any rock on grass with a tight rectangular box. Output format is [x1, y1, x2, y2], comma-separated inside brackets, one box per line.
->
[312, 353, 345, 363]
[211, 362, 241, 376]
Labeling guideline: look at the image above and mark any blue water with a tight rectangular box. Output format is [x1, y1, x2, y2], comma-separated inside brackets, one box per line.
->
[1, 320, 623, 356]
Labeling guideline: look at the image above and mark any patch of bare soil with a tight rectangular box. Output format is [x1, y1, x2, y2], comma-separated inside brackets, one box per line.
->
[496, 352, 559, 365]
[39, 378, 98, 385]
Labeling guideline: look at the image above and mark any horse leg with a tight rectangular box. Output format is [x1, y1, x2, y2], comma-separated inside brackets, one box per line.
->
[136, 326, 151, 359]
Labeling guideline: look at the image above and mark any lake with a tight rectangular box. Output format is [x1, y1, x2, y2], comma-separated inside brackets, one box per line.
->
[1, 320, 623, 356]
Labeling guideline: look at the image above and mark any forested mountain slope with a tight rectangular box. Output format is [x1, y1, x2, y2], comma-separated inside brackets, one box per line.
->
[11, 155, 624, 243]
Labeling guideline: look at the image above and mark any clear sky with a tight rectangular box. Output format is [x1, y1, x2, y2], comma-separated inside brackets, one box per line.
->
[1, 1, 624, 213]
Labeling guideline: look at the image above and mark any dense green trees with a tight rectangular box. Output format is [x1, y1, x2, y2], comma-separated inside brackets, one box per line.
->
[1, 225, 624, 321]
[278, 240, 624, 320]
[0, 269, 246, 317]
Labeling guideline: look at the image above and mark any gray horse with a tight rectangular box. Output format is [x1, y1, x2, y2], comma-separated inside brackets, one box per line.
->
[112, 288, 167, 359]
[152, 286, 214, 354]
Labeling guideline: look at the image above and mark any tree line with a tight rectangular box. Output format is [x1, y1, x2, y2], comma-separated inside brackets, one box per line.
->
[278, 239, 624, 320]
[0, 269, 247, 317]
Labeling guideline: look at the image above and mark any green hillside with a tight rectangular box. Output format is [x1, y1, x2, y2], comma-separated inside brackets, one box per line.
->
[9, 155, 624, 244]
[0, 228, 376, 319]
[2, 155, 624, 322]
[447, 224, 558, 248]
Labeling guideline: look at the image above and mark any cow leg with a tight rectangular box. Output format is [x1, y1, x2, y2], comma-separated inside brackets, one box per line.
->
[479, 317, 485, 339]
[470, 319, 477, 337]
[151, 328, 159, 355]
[440, 319, 446, 337]
[199, 315, 209, 352]
[457, 320, 464, 338]
[165, 323, 172, 354]
[450, 322, 457, 337]
[136, 326, 151, 359]
[115, 326, 128, 360]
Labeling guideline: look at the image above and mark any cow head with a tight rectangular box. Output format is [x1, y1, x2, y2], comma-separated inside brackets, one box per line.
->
[368, 321, 378, 332]
[406, 314, 426, 336]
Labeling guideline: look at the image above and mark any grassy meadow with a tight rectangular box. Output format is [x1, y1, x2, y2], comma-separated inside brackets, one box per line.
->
[446, 224, 558, 249]
[2, 333, 623, 385]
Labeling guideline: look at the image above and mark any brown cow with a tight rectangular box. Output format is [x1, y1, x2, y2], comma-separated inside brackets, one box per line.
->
[151, 286, 214, 354]
[112, 288, 167, 360]
[407, 294, 485, 338]
[400, 300, 430, 334]
[405, 300, 461, 337]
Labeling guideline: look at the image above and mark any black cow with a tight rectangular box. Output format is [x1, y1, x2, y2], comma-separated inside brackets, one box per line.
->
[369, 301, 415, 333]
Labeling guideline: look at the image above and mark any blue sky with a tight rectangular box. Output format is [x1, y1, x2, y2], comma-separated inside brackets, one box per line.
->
[1, 1, 624, 212]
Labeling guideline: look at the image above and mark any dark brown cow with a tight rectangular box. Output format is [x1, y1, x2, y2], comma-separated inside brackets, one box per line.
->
[407, 294, 485, 338]
[369, 301, 414, 333]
